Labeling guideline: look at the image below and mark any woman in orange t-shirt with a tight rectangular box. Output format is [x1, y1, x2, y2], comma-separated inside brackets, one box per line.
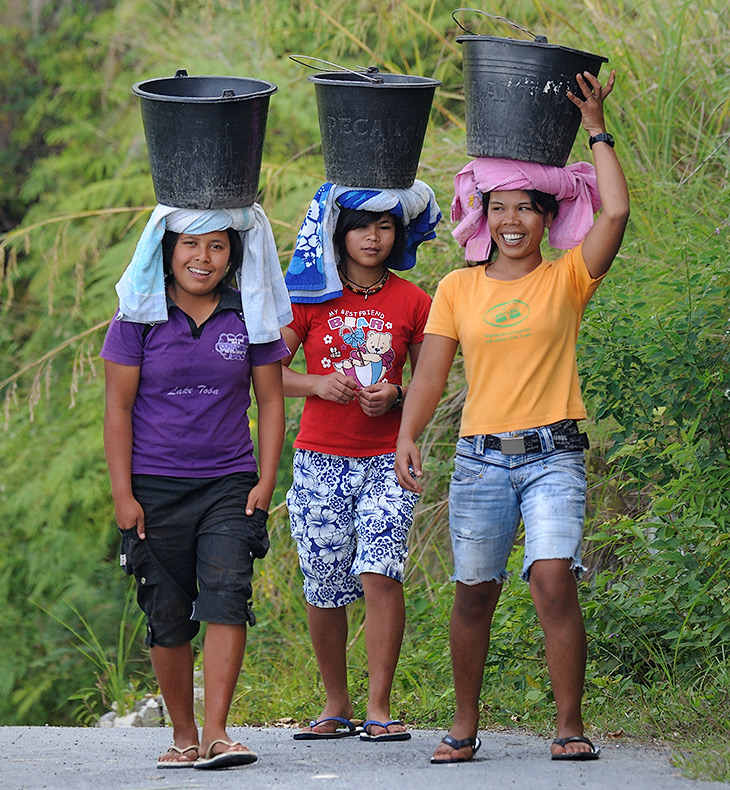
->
[396, 71, 629, 764]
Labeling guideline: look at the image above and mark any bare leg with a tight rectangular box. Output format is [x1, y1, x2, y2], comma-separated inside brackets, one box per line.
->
[360, 573, 406, 735]
[198, 623, 254, 759]
[432, 580, 502, 761]
[150, 643, 199, 764]
[300, 603, 354, 734]
[529, 559, 591, 756]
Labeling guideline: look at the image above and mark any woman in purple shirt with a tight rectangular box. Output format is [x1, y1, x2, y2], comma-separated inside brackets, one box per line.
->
[101, 209, 288, 769]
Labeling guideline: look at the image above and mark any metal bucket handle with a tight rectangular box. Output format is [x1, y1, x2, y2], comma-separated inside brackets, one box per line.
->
[289, 55, 384, 83]
[451, 8, 548, 43]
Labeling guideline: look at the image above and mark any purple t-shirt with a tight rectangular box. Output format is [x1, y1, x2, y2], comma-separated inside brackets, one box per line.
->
[100, 289, 288, 477]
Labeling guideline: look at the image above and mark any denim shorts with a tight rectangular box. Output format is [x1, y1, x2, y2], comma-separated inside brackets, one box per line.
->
[120, 472, 269, 647]
[449, 428, 587, 585]
[287, 449, 419, 608]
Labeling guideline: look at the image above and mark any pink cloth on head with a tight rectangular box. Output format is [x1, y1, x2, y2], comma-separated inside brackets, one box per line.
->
[451, 158, 602, 261]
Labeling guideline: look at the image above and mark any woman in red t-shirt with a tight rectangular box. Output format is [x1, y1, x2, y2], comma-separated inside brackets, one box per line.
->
[283, 188, 438, 742]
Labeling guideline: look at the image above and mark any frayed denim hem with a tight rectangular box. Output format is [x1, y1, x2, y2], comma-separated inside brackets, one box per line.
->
[450, 568, 511, 586]
[521, 557, 586, 583]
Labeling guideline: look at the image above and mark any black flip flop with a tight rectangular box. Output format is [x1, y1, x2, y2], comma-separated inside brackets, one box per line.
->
[430, 734, 482, 764]
[359, 719, 411, 742]
[551, 736, 601, 760]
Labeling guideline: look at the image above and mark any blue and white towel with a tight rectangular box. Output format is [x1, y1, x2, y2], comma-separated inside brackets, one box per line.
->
[285, 180, 441, 303]
[115, 203, 292, 344]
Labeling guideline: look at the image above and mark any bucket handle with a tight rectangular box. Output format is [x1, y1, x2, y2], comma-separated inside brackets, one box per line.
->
[451, 8, 548, 43]
[289, 55, 385, 83]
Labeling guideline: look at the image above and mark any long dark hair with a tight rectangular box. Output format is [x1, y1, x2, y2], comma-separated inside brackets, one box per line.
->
[161, 227, 243, 291]
[478, 189, 560, 264]
[333, 208, 406, 269]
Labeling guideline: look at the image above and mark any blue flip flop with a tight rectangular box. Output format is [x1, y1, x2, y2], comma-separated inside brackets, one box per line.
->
[359, 720, 412, 742]
[293, 716, 361, 740]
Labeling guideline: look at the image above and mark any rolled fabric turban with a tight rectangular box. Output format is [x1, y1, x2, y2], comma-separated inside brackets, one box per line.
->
[451, 158, 601, 261]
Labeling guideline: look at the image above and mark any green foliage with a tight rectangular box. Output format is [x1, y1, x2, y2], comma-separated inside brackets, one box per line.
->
[584, 426, 730, 681]
[31, 581, 149, 724]
[580, 233, 730, 483]
[1, 0, 729, 779]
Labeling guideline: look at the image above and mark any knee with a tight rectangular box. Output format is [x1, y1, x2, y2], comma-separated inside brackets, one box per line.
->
[361, 572, 403, 601]
[453, 581, 501, 619]
[529, 566, 580, 624]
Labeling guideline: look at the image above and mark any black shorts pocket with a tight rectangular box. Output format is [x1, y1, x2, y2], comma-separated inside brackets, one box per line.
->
[247, 507, 270, 559]
[122, 530, 165, 588]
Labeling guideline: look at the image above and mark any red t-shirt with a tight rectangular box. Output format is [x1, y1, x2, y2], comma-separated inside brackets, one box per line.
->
[289, 273, 431, 456]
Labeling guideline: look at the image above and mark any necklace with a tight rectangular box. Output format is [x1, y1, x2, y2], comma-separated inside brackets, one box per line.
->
[339, 268, 390, 300]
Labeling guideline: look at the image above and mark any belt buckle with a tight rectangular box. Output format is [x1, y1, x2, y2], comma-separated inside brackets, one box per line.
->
[500, 436, 526, 455]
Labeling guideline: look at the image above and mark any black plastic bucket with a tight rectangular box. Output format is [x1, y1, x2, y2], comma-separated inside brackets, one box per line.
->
[456, 14, 607, 166]
[307, 69, 441, 188]
[131, 69, 277, 208]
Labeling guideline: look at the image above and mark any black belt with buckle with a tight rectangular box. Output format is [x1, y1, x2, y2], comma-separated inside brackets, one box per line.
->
[481, 422, 590, 455]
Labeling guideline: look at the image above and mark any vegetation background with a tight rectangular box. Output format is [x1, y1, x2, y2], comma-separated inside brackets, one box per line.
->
[1, 0, 728, 780]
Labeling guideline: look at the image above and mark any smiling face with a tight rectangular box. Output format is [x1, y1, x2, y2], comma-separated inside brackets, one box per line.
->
[342, 213, 397, 279]
[486, 190, 552, 265]
[168, 230, 232, 302]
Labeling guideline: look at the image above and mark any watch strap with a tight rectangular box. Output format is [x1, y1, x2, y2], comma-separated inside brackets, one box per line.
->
[589, 132, 615, 148]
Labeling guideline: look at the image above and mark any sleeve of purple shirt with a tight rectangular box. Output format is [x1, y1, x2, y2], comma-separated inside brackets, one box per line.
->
[99, 313, 145, 366]
[249, 335, 290, 367]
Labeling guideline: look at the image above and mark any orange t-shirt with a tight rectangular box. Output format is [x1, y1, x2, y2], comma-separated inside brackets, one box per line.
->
[425, 244, 604, 436]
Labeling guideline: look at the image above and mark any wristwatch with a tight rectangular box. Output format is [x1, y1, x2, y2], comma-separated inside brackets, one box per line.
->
[589, 132, 615, 149]
[390, 383, 403, 410]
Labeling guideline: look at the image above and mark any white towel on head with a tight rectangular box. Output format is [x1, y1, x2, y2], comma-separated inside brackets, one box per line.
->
[115, 203, 292, 343]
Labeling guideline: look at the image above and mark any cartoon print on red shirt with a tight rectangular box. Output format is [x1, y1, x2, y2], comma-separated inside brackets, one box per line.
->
[324, 314, 395, 388]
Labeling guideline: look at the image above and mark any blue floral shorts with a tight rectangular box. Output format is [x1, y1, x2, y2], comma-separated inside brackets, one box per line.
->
[286, 449, 419, 608]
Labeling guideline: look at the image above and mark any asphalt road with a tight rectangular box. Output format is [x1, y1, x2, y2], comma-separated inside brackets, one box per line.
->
[2, 726, 727, 789]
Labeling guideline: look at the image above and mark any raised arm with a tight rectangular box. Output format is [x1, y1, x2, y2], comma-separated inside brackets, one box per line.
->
[568, 69, 630, 278]
[394, 333, 459, 493]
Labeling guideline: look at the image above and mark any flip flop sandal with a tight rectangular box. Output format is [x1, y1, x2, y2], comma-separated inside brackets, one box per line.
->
[157, 744, 199, 769]
[551, 736, 601, 760]
[293, 716, 361, 740]
[359, 720, 412, 742]
[430, 734, 482, 764]
[193, 740, 258, 769]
